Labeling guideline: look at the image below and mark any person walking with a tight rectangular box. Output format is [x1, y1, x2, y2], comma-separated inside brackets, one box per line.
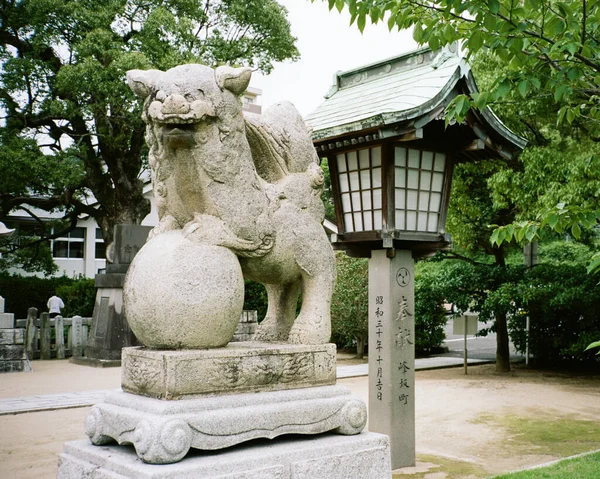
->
[47, 294, 65, 318]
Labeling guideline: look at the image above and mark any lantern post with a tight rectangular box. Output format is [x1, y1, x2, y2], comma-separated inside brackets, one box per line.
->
[308, 45, 525, 470]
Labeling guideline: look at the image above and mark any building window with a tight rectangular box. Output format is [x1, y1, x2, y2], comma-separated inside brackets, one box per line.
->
[95, 228, 106, 259]
[52, 227, 85, 259]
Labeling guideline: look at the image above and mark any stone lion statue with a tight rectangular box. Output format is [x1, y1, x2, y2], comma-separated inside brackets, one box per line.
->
[126, 63, 336, 346]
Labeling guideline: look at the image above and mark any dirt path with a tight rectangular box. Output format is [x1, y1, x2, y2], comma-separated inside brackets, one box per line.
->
[1, 362, 599, 478]
[422, 366, 600, 475]
[340, 364, 600, 477]
[0, 359, 122, 398]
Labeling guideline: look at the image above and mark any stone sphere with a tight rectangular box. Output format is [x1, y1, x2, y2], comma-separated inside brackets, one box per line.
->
[124, 230, 244, 349]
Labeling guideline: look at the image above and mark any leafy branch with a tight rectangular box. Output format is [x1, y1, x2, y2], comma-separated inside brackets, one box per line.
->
[490, 202, 600, 247]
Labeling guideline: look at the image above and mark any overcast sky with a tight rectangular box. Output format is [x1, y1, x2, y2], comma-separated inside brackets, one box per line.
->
[250, 0, 417, 117]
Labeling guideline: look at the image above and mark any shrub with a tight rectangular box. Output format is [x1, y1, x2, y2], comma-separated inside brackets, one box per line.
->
[414, 263, 449, 353]
[330, 253, 368, 357]
[0, 274, 95, 318]
[243, 280, 268, 321]
[0, 274, 72, 318]
[56, 279, 96, 317]
[508, 261, 600, 367]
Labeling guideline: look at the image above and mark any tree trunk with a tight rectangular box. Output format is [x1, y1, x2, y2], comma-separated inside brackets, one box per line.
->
[96, 193, 150, 248]
[495, 310, 511, 372]
[92, 170, 151, 259]
[493, 245, 511, 373]
[85, 111, 150, 255]
[355, 337, 365, 359]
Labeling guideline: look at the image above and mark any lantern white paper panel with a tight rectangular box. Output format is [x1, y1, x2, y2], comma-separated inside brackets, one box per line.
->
[336, 146, 382, 233]
[394, 147, 446, 233]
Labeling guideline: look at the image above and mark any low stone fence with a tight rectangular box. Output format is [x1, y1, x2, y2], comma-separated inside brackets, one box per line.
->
[231, 310, 258, 342]
[14, 308, 91, 360]
[12, 308, 257, 361]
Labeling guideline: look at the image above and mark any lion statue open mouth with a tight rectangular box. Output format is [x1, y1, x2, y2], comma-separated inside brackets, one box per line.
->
[124, 63, 336, 348]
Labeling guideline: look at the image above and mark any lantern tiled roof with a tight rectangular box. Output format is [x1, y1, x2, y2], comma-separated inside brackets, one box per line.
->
[307, 45, 526, 160]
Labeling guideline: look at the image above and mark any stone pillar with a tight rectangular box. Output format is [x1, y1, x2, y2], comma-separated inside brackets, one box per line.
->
[71, 225, 150, 367]
[70, 316, 84, 358]
[0, 299, 30, 372]
[0, 296, 11, 329]
[40, 312, 51, 360]
[55, 315, 65, 359]
[25, 307, 38, 359]
[82, 322, 89, 349]
[84, 220, 98, 277]
[368, 249, 415, 469]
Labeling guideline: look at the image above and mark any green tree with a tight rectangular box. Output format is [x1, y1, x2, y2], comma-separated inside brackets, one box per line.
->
[0, 235, 57, 276]
[418, 241, 600, 368]
[328, 0, 600, 134]
[443, 160, 520, 372]
[0, 0, 299, 259]
[330, 252, 369, 358]
[414, 262, 448, 353]
[327, 0, 600, 369]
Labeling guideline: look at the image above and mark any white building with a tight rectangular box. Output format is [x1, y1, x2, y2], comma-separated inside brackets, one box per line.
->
[5, 182, 160, 278]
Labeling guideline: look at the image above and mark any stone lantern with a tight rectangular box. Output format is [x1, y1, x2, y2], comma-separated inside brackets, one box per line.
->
[307, 45, 525, 469]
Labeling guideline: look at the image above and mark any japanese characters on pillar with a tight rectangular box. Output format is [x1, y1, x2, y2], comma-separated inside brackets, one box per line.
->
[375, 295, 384, 401]
[368, 249, 416, 469]
[394, 270, 414, 410]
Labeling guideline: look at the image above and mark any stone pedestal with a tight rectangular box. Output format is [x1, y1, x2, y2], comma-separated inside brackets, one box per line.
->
[72, 273, 133, 367]
[58, 432, 391, 479]
[85, 385, 367, 464]
[72, 225, 150, 367]
[65, 336, 390, 475]
[121, 342, 336, 399]
[85, 343, 369, 465]
[0, 297, 30, 372]
[77, 342, 380, 469]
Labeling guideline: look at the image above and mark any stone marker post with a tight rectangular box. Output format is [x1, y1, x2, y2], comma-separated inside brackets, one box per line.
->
[70, 316, 84, 358]
[40, 312, 51, 360]
[55, 315, 65, 359]
[0, 296, 4, 314]
[73, 224, 150, 367]
[368, 249, 415, 469]
[25, 307, 38, 359]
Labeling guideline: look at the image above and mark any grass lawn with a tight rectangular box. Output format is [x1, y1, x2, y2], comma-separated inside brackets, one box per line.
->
[392, 451, 600, 479]
[491, 451, 600, 478]
[391, 412, 600, 479]
[470, 413, 600, 457]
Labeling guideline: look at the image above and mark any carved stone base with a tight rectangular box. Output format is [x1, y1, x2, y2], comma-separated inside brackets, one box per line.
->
[58, 432, 391, 479]
[85, 385, 367, 464]
[121, 342, 336, 399]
